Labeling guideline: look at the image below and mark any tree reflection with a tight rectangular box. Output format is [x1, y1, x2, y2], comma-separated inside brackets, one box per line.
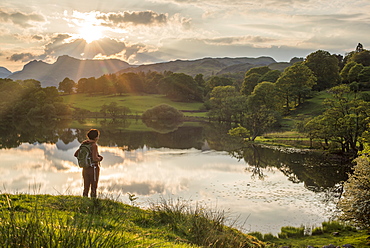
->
[229, 143, 352, 193]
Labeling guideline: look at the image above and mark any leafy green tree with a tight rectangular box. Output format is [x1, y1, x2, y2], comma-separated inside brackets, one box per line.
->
[304, 50, 341, 91]
[240, 73, 261, 96]
[276, 63, 317, 111]
[243, 104, 278, 141]
[338, 129, 370, 228]
[340, 61, 358, 83]
[348, 63, 364, 83]
[304, 84, 370, 153]
[244, 66, 271, 77]
[205, 76, 233, 95]
[350, 50, 370, 66]
[158, 73, 203, 102]
[208, 86, 247, 122]
[358, 66, 370, 83]
[248, 81, 283, 111]
[58, 77, 75, 94]
[258, 70, 281, 83]
[142, 103, 183, 120]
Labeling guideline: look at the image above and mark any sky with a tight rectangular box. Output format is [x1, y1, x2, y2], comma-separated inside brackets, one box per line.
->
[1, 0, 369, 72]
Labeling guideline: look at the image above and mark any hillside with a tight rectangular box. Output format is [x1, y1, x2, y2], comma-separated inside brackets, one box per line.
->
[118, 56, 279, 77]
[0, 67, 12, 78]
[8, 55, 131, 87]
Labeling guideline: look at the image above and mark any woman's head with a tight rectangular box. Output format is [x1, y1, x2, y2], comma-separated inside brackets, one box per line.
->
[87, 129, 100, 140]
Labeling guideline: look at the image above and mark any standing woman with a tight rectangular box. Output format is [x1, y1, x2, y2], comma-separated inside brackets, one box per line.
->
[75, 129, 103, 197]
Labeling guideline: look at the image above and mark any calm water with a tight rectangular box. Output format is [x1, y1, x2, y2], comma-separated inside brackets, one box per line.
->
[0, 120, 350, 235]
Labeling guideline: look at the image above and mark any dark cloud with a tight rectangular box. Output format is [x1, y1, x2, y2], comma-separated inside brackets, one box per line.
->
[32, 35, 43, 41]
[8, 52, 36, 62]
[0, 9, 45, 28]
[98, 10, 167, 26]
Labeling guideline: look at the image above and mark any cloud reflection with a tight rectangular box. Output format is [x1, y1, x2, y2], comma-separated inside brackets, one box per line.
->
[0, 139, 334, 235]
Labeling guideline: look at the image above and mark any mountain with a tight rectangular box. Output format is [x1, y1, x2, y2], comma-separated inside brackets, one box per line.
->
[0, 67, 12, 78]
[8, 55, 131, 87]
[118, 56, 278, 77]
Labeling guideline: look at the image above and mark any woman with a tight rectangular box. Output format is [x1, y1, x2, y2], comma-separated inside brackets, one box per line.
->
[74, 129, 103, 198]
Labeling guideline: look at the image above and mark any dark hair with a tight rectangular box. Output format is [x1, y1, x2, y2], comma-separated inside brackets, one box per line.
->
[87, 129, 100, 140]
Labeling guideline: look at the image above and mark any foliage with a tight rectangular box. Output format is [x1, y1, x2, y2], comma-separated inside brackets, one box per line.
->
[338, 128, 370, 228]
[0, 79, 70, 119]
[348, 63, 364, 83]
[158, 73, 203, 102]
[340, 61, 358, 83]
[208, 86, 247, 122]
[350, 50, 370, 66]
[228, 124, 251, 140]
[58, 77, 76, 94]
[304, 50, 341, 91]
[142, 104, 184, 120]
[275, 62, 317, 111]
[304, 84, 370, 153]
[100, 102, 131, 118]
[204, 76, 234, 95]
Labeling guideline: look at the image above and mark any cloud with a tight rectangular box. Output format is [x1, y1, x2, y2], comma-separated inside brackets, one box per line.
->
[43, 34, 129, 60]
[8, 52, 37, 62]
[97, 10, 168, 26]
[0, 9, 45, 28]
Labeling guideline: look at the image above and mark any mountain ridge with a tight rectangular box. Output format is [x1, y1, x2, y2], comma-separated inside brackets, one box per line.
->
[4, 55, 289, 87]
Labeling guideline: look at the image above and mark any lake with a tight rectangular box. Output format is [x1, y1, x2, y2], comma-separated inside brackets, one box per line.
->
[0, 119, 350, 235]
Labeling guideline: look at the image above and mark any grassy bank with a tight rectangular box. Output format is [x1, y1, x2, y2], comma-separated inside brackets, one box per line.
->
[1, 194, 368, 248]
[0, 194, 264, 248]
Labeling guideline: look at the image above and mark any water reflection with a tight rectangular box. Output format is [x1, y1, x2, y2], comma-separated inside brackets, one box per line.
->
[0, 120, 351, 235]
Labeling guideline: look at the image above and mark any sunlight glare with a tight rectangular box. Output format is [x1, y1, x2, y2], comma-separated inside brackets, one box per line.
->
[79, 25, 103, 43]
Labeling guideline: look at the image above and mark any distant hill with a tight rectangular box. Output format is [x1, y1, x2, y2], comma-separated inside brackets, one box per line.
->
[8, 55, 131, 87]
[6, 55, 292, 87]
[118, 56, 280, 77]
[0, 67, 12, 78]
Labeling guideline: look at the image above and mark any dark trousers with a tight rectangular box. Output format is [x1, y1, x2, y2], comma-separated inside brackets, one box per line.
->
[82, 165, 100, 197]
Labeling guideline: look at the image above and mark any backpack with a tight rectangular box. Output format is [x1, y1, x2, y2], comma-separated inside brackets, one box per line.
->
[77, 143, 92, 168]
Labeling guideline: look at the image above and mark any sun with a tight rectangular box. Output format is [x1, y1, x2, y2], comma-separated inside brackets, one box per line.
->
[78, 25, 103, 43]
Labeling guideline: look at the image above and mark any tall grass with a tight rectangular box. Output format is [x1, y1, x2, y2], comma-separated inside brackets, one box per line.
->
[0, 195, 133, 247]
[148, 197, 265, 248]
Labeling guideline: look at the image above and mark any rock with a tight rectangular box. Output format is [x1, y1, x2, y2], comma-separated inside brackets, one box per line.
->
[322, 245, 337, 248]
[342, 245, 354, 248]
[307, 246, 317, 248]
[332, 232, 340, 236]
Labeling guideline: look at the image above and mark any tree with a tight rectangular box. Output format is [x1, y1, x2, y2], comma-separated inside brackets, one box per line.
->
[58, 77, 75, 94]
[338, 128, 370, 228]
[304, 84, 370, 153]
[340, 61, 358, 83]
[350, 50, 370, 66]
[240, 73, 261, 96]
[248, 81, 283, 112]
[258, 70, 281, 84]
[348, 63, 364, 83]
[304, 50, 341, 91]
[275, 63, 317, 111]
[358, 66, 370, 83]
[208, 86, 247, 122]
[158, 73, 203, 102]
[205, 76, 233, 95]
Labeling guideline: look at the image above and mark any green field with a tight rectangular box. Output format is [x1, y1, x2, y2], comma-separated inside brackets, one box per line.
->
[62, 93, 207, 117]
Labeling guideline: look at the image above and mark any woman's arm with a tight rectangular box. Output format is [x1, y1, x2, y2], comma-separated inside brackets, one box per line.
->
[91, 143, 103, 163]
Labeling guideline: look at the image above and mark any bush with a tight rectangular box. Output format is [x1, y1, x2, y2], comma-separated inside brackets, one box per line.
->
[142, 104, 183, 120]
[278, 226, 305, 238]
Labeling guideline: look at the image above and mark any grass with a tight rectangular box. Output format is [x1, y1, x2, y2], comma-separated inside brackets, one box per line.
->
[62, 93, 207, 118]
[248, 222, 369, 248]
[0, 194, 265, 248]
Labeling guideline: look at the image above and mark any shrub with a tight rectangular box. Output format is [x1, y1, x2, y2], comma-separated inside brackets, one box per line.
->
[278, 226, 305, 238]
[142, 104, 183, 120]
